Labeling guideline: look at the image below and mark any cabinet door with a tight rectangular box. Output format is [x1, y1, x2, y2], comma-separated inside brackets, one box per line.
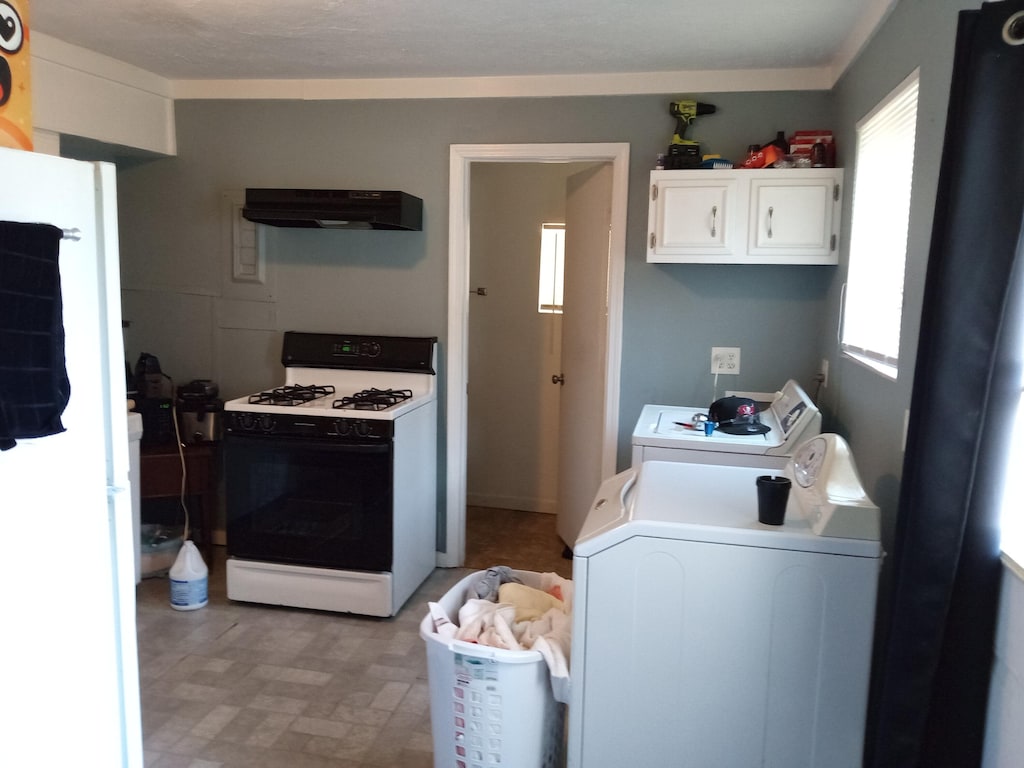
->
[647, 174, 740, 262]
[747, 171, 842, 264]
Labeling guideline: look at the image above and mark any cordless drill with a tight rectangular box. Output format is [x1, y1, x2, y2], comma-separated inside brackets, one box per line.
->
[666, 100, 717, 169]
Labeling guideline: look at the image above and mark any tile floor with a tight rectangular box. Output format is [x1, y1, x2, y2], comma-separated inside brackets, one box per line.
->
[138, 508, 570, 767]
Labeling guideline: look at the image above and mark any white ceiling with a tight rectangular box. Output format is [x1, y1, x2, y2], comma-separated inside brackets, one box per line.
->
[29, 0, 892, 83]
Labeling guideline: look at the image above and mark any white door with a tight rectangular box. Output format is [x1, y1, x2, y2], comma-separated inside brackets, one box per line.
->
[466, 163, 571, 514]
[555, 164, 613, 547]
[0, 147, 142, 766]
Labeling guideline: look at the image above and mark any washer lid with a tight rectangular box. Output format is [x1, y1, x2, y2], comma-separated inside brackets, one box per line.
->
[631, 380, 820, 455]
[575, 460, 880, 559]
[633, 405, 783, 454]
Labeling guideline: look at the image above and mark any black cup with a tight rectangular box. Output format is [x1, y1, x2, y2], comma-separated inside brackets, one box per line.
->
[757, 475, 791, 525]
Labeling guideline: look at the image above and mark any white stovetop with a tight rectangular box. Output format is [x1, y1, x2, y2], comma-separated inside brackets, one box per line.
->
[224, 366, 436, 421]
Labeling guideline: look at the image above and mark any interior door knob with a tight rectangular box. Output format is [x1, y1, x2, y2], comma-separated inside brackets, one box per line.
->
[552, 373, 565, 385]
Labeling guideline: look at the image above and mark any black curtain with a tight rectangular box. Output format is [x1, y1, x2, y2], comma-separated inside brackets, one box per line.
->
[868, 3, 1024, 766]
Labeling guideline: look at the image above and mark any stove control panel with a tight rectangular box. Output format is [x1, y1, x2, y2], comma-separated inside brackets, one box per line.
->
[333, 340, 382, 358]
[281, 331, 437, 374]
[225, 412, 393, 441]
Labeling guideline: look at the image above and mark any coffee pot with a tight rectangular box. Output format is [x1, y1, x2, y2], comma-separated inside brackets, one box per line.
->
[175, 379, 223, 443]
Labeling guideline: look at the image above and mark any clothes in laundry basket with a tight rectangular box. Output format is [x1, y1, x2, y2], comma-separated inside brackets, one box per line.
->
[426, 567, 574, 704]
[466, 564, 522, 600]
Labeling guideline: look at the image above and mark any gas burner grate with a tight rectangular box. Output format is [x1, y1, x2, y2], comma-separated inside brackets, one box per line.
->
[333, 388, 413, 411]
[248, 384, 336, 406]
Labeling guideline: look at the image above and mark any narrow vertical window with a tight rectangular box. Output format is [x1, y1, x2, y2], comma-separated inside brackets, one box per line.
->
[1000, 292, 1024, 563]
[538, 223, 565, 314]
[842, 69, 920, 378]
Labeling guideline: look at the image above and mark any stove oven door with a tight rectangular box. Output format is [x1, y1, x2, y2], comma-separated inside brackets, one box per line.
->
[225, 433, 392, 571]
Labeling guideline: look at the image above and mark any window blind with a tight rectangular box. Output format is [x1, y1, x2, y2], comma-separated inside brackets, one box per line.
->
[842, 69, 920, 378]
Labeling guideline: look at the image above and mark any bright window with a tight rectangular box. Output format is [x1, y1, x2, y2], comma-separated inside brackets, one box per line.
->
[1000, 298, 1024, 566]
[842, 69, 920, 379]
[538, 223, 565, 314]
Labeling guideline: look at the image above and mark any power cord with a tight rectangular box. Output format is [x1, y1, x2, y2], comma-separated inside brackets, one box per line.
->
[812, 372, 825, 403]
[162, 373, 191, 543]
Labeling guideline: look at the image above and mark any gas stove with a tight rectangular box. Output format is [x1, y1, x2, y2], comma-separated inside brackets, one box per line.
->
[224, 332, 437, 434]
[223, 331, 438, 617]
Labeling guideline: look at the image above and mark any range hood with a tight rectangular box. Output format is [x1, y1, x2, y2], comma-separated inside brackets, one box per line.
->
[242, 189, 423, 230]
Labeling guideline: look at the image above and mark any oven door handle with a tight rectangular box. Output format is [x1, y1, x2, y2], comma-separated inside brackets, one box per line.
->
[225, 433, 392, 452]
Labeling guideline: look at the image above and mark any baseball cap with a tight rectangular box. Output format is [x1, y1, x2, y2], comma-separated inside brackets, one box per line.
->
[708, 396, 771, 435]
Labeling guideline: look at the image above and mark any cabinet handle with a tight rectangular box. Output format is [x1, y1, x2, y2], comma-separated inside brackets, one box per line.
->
[767, 206, 774, 239]
[710, 205, 718, 238]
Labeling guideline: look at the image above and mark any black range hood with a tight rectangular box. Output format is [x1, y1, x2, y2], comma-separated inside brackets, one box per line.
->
[242, 188, 423, 230]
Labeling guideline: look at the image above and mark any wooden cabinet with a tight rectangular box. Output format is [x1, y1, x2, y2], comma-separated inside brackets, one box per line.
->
[141, 441, 219, 566]
[647, 168, 843, 265]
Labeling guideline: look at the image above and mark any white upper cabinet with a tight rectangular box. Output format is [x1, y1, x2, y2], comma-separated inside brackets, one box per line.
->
[648, 168, 843, 265]
[648, 173, 740, 260]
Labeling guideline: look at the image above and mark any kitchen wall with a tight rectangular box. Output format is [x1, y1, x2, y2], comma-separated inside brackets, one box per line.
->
[829, 1, 1020, 762]
[108, 0, 999, 586]
[828, 0, 966, 637]
[826, 0, 967, 571]
[37, 0, 1020, 759]
[116, 92, 835, 524]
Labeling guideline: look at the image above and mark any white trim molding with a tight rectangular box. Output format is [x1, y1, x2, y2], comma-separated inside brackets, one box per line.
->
[172, 68, 832, 101]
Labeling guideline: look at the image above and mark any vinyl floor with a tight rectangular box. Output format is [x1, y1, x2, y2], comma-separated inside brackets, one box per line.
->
[138, 508, 570, 767]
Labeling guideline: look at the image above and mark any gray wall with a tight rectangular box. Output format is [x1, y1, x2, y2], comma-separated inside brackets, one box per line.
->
[827, 0, 1008, 751]
[117, 91, 835, 537]
[827, 0, 970, 577]
[110, 0, 1011, 746]
[117, 0, 974, 552]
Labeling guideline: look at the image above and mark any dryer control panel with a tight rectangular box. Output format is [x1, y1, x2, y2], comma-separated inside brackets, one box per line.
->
[787, 433, 880, 540]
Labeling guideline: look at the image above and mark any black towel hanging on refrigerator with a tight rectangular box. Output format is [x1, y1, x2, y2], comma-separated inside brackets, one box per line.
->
[0, 221, 70, 450]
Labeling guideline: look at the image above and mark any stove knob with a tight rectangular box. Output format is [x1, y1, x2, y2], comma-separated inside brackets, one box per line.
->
[333, 420, 351, 436]
[258, 415, 275, 433]
[237, 413, 255, 430]
[354, 420, 370, 437]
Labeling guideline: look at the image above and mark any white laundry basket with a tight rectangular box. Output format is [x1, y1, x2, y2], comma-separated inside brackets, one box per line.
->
[419, 569, 566, 768]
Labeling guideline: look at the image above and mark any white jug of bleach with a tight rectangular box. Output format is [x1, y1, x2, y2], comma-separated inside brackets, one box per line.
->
[169, 540, 208, 610]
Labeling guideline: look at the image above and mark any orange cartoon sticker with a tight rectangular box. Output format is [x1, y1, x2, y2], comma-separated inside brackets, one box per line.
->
[0, 0, 32, 151]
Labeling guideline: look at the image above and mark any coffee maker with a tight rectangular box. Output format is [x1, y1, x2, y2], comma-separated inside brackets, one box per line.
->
[175, 379, 224, 443]
[133, 353, 173, 444]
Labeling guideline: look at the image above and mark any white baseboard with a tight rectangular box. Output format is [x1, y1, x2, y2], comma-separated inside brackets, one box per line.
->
[466, 494, 557, 515]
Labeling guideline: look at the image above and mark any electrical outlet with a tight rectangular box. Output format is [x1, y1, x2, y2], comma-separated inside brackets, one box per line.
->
[711, 347, 740, 375]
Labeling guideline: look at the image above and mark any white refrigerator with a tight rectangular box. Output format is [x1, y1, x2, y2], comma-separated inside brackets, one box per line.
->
[0, 147, 143, 765]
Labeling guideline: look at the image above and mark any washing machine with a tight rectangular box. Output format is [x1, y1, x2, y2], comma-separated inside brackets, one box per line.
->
[631, 378, 820, 468]
[568, 434, 882, 768]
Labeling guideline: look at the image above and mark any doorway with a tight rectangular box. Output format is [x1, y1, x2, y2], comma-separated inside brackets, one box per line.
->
[466, 162, 598, 517]
[442, 143, 630, 567]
